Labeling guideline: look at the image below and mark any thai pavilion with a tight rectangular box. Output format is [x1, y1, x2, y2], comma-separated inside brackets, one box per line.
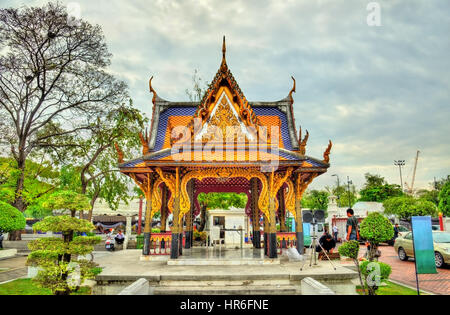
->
[117, 37, 332, 259]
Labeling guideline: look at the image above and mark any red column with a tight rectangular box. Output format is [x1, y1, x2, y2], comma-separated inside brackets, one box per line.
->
[138, 196, 143, 235]
[439, 212, 444, 231]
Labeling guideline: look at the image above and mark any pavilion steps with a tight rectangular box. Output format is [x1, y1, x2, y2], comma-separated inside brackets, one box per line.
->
[153, 284, 298, 295]
[153, 273, 299, 295]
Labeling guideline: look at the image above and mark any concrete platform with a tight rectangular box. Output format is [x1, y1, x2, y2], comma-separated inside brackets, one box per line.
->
[92, 249, 359, 295]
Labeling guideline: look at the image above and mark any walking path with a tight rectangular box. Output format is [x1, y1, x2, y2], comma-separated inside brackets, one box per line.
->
[377, 245, 449, 295]
[0, 256, 28, 284]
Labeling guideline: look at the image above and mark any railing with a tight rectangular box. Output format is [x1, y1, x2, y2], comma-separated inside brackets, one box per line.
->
[259, 232, 298, 256]
[276, 232, 297, 255]
[148, 233, 172, 255]
[137, 232, 186, 255]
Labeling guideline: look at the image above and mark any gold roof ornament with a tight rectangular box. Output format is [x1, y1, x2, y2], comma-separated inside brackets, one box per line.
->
[288, 76, 296, 104]
[139, 128, 150, 155]
[298, 126, 309, 155]
[149, 76, 157, 105]
[323, 140, 332, 163]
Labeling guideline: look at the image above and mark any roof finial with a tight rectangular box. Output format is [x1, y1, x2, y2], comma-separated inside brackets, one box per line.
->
[222, 35, 226, 61]
[149, 76, 157, 104]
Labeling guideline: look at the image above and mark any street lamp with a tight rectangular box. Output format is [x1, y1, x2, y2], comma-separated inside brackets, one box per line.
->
[332, 174, 340, 206]
[347, 176, 353, 208]
[394, 160, 405, 192]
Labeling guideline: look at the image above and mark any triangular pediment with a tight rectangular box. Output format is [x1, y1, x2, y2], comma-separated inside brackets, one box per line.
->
[187, 37, 259, 144]
[195, 87, 256, 142]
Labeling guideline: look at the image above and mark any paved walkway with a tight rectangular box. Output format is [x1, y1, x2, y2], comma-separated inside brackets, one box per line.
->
[377, 245, 449, 295]
[0, 256, 28, 284]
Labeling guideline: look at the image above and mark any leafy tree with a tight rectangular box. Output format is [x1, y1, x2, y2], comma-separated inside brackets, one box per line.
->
[359, 173, 403, 202]
[417, 189, 439, 207]
[383, 196, 437, 221]
[74, 102, 146, 221]
[302, 190, 329, 211]
[27, 189, 100, 295]
[198, 192, 248, 210]
[433, 175, 450, 191]
[185, 69, 209, 102]
[0, 201, 26, 233]
[0, 3, 128, 218]
[338, 240, 366, 295]
[438, 181, 450, 217]
[326, 184, 357, 208]
[0, 157, 59, 222]
[360, 212, 393, 264]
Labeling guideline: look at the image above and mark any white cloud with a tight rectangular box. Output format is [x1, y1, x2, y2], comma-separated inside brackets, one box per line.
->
[2, 0, 449, 191]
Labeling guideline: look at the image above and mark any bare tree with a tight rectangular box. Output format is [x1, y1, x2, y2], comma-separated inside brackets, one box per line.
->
[0, 3, 128, 239]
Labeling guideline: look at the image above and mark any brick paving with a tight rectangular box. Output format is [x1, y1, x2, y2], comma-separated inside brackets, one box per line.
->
[377, 245, 450, 295]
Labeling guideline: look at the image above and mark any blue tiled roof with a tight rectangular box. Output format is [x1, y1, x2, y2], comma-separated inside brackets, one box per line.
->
[152, 106, 293, 151]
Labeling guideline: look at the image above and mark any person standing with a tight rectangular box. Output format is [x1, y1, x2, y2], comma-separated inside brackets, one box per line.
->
[332, 224, 339, 242]
[346, 209, 359, 241]
[393, 223, 399, 239]
[0, 232, 3, 249]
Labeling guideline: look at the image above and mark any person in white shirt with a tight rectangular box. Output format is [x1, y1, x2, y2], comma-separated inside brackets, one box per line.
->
[332, 225, 339, 242]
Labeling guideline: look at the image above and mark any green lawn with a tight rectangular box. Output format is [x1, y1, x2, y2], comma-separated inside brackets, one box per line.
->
[357, 280, 427, 295]
[0, 279, 91, 295]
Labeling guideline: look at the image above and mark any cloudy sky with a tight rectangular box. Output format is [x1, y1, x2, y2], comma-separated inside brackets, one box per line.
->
[3, 0, 449, 191]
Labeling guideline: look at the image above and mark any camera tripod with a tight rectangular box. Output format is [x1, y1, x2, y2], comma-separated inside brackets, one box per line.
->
[300, 221, 337, 271]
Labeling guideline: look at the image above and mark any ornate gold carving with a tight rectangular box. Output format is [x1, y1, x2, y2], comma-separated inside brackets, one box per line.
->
[114, 142, 124, 163]
[323, 140, 332, 163]
[151, 178, 163, 217]
[155, 168, 177, 197]
[295, 173, 318, 200]
[180, 168, 270, 222]
[139, 129, 150, 155]
[269, 168, 293, 198]
[285, 178, 296, 219]
[203, 97, 247, 142]
[298, 127, 309, 155]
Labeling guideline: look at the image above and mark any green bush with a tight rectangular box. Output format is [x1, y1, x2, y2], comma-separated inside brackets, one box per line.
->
[0, 201, 26, 233]
[383, 196, 437, 221]
[438, 181, 450, 216]
[338, 240, 360, 259]
[359, 260, 392, 280]
[360, 213, 394, 244]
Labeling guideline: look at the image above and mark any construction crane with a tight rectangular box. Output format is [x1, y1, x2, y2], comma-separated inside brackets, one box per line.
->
[404, 150, 420, 194]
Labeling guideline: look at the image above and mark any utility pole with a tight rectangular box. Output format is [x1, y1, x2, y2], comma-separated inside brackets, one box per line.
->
[332, 174, 340, 206]
[347, 176, 352, 208]
[394, 160, 405, 192]
[410, 150, 420, 193]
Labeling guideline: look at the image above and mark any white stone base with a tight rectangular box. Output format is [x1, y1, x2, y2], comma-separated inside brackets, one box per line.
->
[0, 249, 17, 259]
[301, 277, 336, 295]
[167, 258, 280, 266]
[27, 266, 43, 278]
[139, 255, 170, 262]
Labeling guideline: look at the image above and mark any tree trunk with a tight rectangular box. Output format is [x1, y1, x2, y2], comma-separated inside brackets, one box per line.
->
[10, 154, 27, 241]
[355, 259, 366, 295]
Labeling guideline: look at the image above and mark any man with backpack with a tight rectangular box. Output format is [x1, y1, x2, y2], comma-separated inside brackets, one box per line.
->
[346, 208, 359, 241]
